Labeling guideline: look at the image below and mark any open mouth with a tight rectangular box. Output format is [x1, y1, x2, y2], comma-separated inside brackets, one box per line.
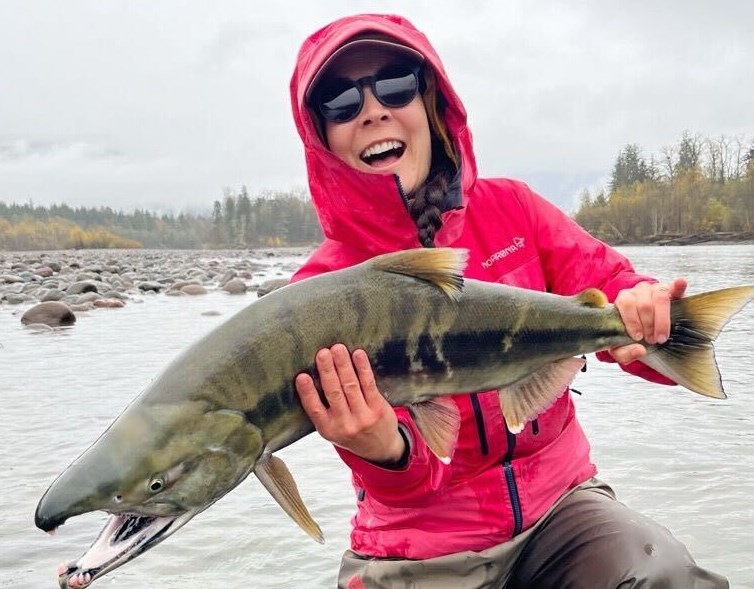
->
[54, 512, 184, 589]
[360, 140, 406, 167]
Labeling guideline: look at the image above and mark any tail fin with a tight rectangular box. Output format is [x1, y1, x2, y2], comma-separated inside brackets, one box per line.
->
[640, 285, 754, 398]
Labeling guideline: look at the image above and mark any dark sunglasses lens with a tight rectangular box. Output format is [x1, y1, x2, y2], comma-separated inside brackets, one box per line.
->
[318, 82, 362, 122]
[374, 67, 418, 107]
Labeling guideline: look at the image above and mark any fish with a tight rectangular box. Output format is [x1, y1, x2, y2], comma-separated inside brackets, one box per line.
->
[34, 247, 754, 588]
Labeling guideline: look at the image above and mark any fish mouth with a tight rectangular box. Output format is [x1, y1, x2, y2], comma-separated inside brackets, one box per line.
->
[54, 511, 194, 589]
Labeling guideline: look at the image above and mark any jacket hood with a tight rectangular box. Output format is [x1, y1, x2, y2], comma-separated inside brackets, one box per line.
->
[290, 14, 478, 255]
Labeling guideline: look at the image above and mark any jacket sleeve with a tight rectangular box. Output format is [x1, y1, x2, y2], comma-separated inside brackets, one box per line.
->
[335, 407, 454, 506]
[515, 183, 674, 385]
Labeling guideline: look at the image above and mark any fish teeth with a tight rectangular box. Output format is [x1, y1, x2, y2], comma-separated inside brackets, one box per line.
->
[361, 140, 403, 159]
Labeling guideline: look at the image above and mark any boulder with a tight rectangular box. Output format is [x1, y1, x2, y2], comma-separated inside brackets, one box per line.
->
[222, 279, 247, 295]
[21, 301, 76, 327]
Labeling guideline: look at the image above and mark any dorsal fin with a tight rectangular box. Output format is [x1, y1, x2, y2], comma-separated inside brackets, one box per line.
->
[573, 288, 608, 308]
[370, 248, 468, 300]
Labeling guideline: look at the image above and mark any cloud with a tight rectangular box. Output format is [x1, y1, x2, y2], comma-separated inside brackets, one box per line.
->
[1, 1, 752, 213]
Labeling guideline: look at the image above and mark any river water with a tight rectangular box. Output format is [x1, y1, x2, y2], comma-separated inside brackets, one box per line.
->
[1, 245, 753, 589]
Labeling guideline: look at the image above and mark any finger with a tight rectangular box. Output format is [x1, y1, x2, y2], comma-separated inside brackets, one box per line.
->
[634, 286, 657, 344]
[615, 290, 643, 341]
[652, 285, 672, 344]
[331, 344, 367, 413]
[295, 373, 331, 429]
[668, 277, 688, 300]
[609, 343, 647, 364]
[352, 349, 383, 407]
[315, 348, 349, 417]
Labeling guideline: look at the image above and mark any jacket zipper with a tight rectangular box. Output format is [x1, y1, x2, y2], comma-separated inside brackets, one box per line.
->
[394, 175, 411, 210]
[470, 393, 489, 455]
[503, 425, 523, 536]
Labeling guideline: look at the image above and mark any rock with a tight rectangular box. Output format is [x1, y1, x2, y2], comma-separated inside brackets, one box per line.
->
[0, 274, 24, 284]
[20, 301, 76, 327]
[67, 281, 99, 295]
[41, 288, 65, 302]
[138, 281, 163, 293]
[257, 278, 289, 297]
[222, 279, 247, 295]
[218, 270, 237, 286]
[75, 292, 102, 304]
[34, 267, 55, 278]
[180, 284, 208, 296]
[93, 299, 126, 308]
[4, 293, 32, 304]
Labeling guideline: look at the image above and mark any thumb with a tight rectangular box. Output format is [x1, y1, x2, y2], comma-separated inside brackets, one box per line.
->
[667, 278, 688, 300]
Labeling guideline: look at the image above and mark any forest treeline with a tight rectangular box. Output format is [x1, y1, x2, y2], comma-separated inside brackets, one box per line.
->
[0, 188, 322, 250]
[3, 131, 753, 250]
[574, 132, 754, 243]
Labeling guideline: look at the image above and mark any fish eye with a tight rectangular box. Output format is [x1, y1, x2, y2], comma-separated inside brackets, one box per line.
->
[113, 494, 123, 504]
[148, 477, 165, 493]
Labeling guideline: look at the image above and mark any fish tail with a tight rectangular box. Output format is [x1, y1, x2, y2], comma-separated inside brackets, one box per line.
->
[640, 285, 754, 398]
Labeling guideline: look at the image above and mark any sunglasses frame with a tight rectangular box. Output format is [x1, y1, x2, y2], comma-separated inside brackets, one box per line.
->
[312, 62, 423, 124]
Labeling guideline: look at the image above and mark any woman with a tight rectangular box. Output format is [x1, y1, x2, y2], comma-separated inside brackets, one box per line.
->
[288, 13, 727, 589]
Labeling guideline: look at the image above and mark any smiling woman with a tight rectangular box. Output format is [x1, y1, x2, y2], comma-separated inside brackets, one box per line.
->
[310, 49, 432, 196]
[287, 13, 729, 589]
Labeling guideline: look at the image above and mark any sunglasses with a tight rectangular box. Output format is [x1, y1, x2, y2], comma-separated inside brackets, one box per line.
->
[312, 63, 422, 123]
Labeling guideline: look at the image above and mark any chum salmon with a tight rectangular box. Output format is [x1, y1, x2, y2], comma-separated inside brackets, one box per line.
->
[34, 247, 754, 588]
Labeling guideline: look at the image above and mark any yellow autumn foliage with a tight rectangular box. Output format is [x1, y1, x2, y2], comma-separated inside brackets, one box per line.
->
[0, 217, 141, 250]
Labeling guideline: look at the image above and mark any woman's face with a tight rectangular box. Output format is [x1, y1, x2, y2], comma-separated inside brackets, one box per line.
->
[320, 51, 432, 195]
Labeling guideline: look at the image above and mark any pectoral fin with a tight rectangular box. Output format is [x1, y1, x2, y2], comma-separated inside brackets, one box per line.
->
[254, 453, 324, 544]
[408, 397, 461, 464]
[499, 357, 585, 434]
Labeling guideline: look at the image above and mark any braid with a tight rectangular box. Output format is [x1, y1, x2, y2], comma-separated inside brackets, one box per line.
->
[407, 66, 457, 248]
[408, 164, 449, 248]
[409, 130, 454, 248]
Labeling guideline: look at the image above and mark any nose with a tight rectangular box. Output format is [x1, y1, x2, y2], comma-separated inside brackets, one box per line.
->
[359, 87, 390, 126]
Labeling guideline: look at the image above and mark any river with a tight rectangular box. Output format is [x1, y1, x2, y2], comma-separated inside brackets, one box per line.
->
[1, 245, 753, 588]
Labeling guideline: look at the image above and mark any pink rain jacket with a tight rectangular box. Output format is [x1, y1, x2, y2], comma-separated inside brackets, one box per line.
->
[289, 14, 672, 559]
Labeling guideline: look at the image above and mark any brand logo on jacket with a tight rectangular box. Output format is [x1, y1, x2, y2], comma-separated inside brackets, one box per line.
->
[481, 237, 525, 269]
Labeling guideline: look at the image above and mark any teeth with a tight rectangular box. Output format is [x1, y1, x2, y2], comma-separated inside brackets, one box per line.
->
[361, 140, 403, 159]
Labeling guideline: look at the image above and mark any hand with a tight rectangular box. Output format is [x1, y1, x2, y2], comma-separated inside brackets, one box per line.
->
[609, 278, 688, 364]
[295, 344, 406, 463]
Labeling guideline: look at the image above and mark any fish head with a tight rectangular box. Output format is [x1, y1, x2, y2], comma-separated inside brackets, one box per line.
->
[35, 400, 265, 588]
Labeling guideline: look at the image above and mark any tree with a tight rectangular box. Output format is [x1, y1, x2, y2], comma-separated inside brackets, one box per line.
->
[676, 130, 703, 174]
[609, 144, 647, 193]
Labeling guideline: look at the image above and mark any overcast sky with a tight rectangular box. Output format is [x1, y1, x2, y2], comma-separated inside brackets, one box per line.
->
[1, 1, 753, 214]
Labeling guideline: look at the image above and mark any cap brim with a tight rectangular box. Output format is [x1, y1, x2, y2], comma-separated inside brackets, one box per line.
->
[305, 38, 424, 102]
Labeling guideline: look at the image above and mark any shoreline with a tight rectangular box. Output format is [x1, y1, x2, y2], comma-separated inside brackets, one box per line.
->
[603, 231, 754, 247]
[0, 247, 313, 313]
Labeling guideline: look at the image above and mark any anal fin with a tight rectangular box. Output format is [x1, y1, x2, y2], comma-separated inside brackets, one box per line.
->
[254, 453, 324, 543]
[500, 357, 585, 434]
[408, 397, 461, 464]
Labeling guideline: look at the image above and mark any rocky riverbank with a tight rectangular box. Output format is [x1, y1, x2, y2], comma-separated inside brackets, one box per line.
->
[612, 231, 754, 246]
[0, 248, 312, 325]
